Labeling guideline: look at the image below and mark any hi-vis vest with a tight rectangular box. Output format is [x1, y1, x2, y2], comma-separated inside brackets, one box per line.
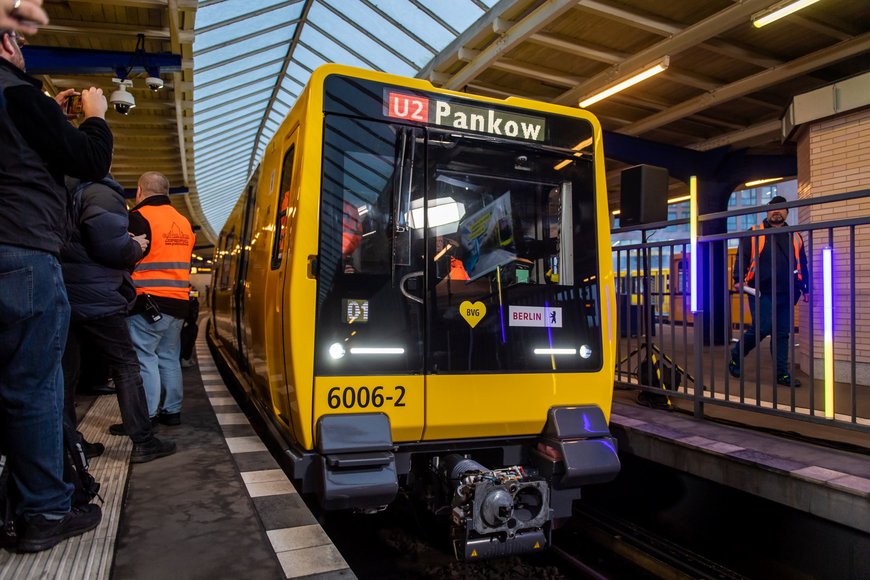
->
[132, 205, 194, 300]
[744, 223, 805, 286]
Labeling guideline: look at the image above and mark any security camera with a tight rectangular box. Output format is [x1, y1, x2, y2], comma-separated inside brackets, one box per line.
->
[145, 76, 163, 92]
[110, 78, 135, 115]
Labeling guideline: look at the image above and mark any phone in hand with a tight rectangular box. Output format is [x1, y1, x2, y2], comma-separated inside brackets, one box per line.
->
[65, 93, 83, 116]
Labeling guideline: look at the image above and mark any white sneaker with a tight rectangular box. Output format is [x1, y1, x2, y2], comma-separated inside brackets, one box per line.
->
[180, 358, 195, 368]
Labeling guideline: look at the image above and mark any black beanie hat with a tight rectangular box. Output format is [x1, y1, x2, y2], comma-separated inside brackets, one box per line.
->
[768, 195, 787, 206]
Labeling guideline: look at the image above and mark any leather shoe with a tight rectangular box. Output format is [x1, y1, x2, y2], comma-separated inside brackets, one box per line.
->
[81, 440, 104, 459]
[109, 416, 158, 436]
[130, 437, 176, 463]
[158, 412, 181, 426]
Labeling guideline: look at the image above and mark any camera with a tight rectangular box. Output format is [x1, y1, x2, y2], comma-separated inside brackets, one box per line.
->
[145, 76, 163, 92]
[65, 93, 83, 116]
[109, 78, 135, 115]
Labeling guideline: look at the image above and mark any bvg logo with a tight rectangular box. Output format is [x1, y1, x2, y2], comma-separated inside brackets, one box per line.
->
[387, 92, 428, 122]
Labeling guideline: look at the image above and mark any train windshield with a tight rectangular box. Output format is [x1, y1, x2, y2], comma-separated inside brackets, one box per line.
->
[315, 115, 601, 376]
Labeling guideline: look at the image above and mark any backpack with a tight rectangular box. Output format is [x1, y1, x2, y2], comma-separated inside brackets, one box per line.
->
[0, 426, 101, 548]
[637, 350, 683, 409]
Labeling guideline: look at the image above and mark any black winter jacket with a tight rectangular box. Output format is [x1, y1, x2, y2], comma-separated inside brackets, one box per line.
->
[61, 177, 143, 321]
[0, 59, 113, 256]
[732, 219, 810, 298]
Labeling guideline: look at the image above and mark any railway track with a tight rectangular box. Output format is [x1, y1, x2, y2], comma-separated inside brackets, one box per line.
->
[554, 504, 748, 579]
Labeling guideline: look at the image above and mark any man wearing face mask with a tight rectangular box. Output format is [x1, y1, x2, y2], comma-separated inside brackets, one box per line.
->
[730, 195, 809, 387]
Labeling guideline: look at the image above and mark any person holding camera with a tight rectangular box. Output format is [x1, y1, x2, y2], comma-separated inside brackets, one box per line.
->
[0, 27, 111, 551]
[62, 175, 176, 464]
[127, 172, 195, 426]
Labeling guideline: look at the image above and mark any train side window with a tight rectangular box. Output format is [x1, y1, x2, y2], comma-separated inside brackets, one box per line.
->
[271, 145, 296, 270]
[219, 229, 234, 290]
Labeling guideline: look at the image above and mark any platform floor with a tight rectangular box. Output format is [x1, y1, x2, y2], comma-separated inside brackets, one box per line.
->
[3, 329, 867, 577]
[610, 389, 870, 535]
[0, 335, 354, 580]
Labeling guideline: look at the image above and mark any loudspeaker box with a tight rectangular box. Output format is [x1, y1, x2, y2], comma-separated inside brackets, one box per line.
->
[619, 164, 669, 226]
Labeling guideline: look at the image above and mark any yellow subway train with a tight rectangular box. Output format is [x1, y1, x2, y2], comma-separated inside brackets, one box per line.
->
[208, 64, 619, 559]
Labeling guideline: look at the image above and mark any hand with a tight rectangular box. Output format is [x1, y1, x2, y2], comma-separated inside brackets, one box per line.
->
[80, 87, 107, 120]
[130, 233, 149, 252]
[1, 0, 49, 35]
[54, 88, 79, 119]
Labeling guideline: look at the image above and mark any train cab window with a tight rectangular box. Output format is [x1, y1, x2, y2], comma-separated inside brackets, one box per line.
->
[271, 145, 296, 270]
[424, 131, 602, 373]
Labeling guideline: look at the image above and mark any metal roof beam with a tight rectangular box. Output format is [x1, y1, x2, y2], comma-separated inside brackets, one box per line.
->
[489, 58, 582, 87]
[619, 32, 870, 137]
[527, 32, 625, 64]
[575, 0, 679, 36]
[62, 0, 197, 8]
[41, 20, 194, 43]
[688, 119, 781, 151]
[441, 0, 578, 90]
[555, 0, 772, 107]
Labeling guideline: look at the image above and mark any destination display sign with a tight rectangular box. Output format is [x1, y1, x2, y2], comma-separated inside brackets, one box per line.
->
[384, 91, 546, 142]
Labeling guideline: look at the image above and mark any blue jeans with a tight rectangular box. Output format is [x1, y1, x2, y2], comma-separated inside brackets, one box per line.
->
[731, 293, 792, 377]
[0, 246, 73, 517]
[128, 313, 184, 416]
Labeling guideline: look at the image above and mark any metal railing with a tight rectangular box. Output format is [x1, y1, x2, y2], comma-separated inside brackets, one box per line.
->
[612, 188, 870, 433]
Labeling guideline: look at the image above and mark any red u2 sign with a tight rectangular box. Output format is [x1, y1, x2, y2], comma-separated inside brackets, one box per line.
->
[386, 92, 428, 122]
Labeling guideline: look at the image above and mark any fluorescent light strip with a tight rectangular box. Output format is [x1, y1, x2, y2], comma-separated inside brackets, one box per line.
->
[752, 0, 821, 28]
[823, 248, 834, 419]
[689, 176, 699, 313]
[744, 177, 783, 187]
[534, 348, 577, 356]
[349, 347, 405, 355]
[579, 57, 669, 108]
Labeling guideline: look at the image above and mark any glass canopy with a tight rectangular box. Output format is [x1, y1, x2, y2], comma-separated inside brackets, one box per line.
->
[193, 0, 498, 235]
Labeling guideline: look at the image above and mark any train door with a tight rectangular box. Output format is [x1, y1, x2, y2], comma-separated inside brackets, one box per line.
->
[313, 117, 426, 442]
[263, 132, 300, 432]
[234, 170, 260, 372]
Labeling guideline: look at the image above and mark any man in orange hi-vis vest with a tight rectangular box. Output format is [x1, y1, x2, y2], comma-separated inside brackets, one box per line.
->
[126, 172, 195, 425]
[730, 195, 809, 388]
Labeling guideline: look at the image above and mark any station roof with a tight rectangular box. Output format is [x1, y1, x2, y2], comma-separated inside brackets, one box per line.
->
[25, 0, 870, 250]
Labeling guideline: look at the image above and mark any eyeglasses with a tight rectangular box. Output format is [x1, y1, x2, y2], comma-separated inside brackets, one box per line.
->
[2, 31, 26, 48]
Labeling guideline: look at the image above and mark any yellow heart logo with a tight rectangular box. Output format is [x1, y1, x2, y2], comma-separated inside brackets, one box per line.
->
[459, 301, 486, 328]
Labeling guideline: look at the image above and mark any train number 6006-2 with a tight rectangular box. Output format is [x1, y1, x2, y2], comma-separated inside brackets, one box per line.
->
[327, 386, 406, 409]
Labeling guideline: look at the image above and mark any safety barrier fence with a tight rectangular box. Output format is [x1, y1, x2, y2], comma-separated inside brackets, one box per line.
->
[612, 188, 870, 433]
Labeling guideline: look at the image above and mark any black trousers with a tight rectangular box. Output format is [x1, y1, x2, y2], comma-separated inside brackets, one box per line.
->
[179, 320, 198, 361]
[62, 314, 155, 443]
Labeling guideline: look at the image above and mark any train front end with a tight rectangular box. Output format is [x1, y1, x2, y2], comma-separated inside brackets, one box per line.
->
[301, 66, 620, 559]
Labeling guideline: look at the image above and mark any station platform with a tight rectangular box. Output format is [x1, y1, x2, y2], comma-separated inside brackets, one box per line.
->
[609, 390, 870, 535]
[0, 336, 355, 580]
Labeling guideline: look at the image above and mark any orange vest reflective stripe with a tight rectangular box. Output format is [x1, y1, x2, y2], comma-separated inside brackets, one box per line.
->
[744, 223, 804, 285]
[132, 205, 194, 300]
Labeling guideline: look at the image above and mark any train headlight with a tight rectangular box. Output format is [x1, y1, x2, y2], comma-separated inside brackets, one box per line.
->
[328, 342, 346, 359]
[580, 345, 592, 359]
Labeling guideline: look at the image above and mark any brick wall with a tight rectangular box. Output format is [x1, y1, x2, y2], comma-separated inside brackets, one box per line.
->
[796, 107, 870, 384]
